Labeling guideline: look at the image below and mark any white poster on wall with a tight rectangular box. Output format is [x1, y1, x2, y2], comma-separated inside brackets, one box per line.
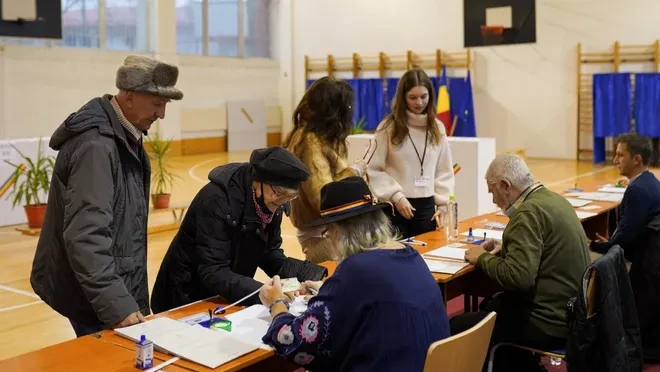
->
[0, 137, 57, 227]
[226, 101, 267, 152]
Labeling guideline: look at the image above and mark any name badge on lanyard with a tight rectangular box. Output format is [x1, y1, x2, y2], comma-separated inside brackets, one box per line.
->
[408, 128, 429, 188]
[414, 175, 431, 187]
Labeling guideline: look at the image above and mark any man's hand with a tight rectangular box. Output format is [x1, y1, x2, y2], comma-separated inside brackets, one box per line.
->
[481, 239, 502, 255]
[587, 232, 608, 246]
[465, 246, 487, 265]
[112, 311, 146, 329]
[616, 177, 629, 187]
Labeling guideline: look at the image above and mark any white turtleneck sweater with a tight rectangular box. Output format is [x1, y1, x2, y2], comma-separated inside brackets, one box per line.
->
[368, 111, 455, 206]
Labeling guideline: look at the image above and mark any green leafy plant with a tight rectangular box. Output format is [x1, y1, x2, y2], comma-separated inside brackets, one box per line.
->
[4, 140, 55, 208]
[145, 130, 180, 196]
[351, 116, 367, 134]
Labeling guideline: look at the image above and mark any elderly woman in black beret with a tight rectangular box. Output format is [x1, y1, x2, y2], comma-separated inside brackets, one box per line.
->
[151, 147, 326, 313]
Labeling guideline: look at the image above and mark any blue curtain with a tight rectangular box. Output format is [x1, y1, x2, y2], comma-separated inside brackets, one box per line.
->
[592, 73, 632, 163]
[384, 77, 399, 115]
[634, 73, 660, 138]
[344, 78, 385, 130]
[448, 72, 477, 137]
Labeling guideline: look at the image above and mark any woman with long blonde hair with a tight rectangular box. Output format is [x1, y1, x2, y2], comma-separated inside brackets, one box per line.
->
[367, 68, 455, 239]
[283, 76, 367, 263]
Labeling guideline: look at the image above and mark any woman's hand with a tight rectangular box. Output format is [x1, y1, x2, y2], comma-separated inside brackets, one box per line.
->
[432, 205, 447, 230]
[352, 159, 368, 177]
[300, 280, 322, 295]
[259, 275, 290, 308]
[395, 197, 415, 219]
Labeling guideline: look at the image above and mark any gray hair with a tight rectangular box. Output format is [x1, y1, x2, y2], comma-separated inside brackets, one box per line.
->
[330, 209, 399, 261]
[486, 154, 534, 190]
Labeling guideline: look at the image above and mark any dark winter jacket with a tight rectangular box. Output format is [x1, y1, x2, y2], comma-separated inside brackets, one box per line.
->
[566, 245, 643, 372]
[30, 94, 151, 328]
[631, 215, 660, 362]
[150, 163, 288, 313]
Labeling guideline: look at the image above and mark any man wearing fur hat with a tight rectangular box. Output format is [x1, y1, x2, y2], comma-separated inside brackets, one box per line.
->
[30, 55, 183, 337]
[150, 147, 327, 313]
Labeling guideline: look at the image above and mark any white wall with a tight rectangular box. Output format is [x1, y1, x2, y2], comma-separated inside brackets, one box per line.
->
[282, 0, 660, 159]
[0, 0, 282, 142]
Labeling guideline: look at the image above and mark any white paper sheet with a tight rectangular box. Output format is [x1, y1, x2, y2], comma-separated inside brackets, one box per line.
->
[425, 244, 468, 260]
[565, 198, 592, 207]
[424, 259, 470, 274]
[460, 228, 504, 240]
[223, 296, 310, 350]
[576, 192, 623, 203]
[115, 317, 258, 369]
[576, 211, 597, 219]
[597, 186, 626, 194]
[580, 205, 601, 210]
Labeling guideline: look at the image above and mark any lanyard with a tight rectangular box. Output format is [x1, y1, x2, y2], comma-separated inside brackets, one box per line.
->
[407, 128, 428, 176]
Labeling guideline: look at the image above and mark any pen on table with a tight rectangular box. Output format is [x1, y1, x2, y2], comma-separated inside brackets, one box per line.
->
[208, 309, 212, 322]
[483, 232, 486, 241]
[402, 237, 427, 246]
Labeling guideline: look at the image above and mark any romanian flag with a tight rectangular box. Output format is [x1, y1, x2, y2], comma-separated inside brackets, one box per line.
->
[436, 64, 452, 135]
[453, 163, 461, 175]
[0, 163, 26, 198]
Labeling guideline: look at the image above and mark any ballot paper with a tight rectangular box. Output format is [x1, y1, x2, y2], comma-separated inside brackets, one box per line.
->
[573, 192, 623, 203]
[115, 317, 258, 369]
[281, 277, 301, 293]
[424, 259, 470, 275]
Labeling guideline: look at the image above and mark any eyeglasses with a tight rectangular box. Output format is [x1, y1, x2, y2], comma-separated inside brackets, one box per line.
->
[270, 185, 298, 202]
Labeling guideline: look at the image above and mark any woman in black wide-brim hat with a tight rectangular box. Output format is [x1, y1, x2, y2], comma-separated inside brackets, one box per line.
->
[258, 176, 451, 371]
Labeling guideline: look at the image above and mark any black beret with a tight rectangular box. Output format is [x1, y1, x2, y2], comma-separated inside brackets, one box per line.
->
[249, 147, 310, 189]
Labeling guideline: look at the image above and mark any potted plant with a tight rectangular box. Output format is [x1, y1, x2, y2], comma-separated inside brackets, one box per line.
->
[145, 130, 179, 209]
[351, 116, 367, 134]
[4, 140, 55, 228]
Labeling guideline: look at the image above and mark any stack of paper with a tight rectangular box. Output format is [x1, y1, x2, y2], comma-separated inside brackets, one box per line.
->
[115, 317, 258, 369]
[576, 210, 597, 219]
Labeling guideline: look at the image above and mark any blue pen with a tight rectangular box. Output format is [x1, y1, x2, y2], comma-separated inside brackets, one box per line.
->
[214, 305, 226, 315]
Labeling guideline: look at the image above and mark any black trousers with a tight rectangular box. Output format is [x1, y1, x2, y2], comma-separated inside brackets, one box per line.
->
[449, 293, 566, 372]
[388, 196, 436, 239]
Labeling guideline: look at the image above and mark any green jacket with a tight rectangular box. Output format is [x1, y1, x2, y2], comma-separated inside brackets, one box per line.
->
[477, 186, 590, 338]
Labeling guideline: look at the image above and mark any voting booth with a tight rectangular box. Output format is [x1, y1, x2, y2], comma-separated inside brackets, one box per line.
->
[347, 134, 497, 220]
[0, 137, 56, 227]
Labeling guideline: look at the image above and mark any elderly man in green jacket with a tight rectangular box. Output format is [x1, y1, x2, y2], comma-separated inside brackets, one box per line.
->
[451, 154, 590, 372]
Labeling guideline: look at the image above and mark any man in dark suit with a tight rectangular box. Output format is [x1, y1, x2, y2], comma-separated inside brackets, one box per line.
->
[589, 133, 660, 257]
[590, 133, 660, 363]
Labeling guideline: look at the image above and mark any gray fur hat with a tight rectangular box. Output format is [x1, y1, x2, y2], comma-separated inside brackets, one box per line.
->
[115, 55, 183, 100]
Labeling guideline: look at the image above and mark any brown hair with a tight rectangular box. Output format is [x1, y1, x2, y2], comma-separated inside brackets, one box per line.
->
[379, 68, 441, 147]
[283, 76, 355, 157]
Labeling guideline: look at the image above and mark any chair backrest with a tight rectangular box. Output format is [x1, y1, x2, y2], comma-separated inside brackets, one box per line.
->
[423, 312, 497, 372]
[586, 268, 599, 316]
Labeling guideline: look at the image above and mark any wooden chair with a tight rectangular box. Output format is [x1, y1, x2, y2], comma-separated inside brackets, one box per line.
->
[486, 269, 599, 372]
[423, 312, 497, 372]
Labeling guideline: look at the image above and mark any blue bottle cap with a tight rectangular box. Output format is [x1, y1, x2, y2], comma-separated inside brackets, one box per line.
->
[140, 334, 146, 342]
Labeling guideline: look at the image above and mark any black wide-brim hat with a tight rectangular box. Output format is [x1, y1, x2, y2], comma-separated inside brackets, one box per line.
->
[304, 176, 392, 228]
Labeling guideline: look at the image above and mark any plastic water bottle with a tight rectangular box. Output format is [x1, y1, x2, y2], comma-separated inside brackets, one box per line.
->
[446, 195, 459, 240]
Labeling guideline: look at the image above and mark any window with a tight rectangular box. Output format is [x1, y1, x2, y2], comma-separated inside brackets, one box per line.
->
[208, 0, 238, 57]
[176, 0, 203, 55]
[106, 0, 149, 51]
[243, 0, 270, 58]
[0, 0, 150, 50]
[175, 0, 272, 58]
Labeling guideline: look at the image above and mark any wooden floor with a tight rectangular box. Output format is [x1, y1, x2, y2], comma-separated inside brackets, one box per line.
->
[0, 151, 632, 361]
